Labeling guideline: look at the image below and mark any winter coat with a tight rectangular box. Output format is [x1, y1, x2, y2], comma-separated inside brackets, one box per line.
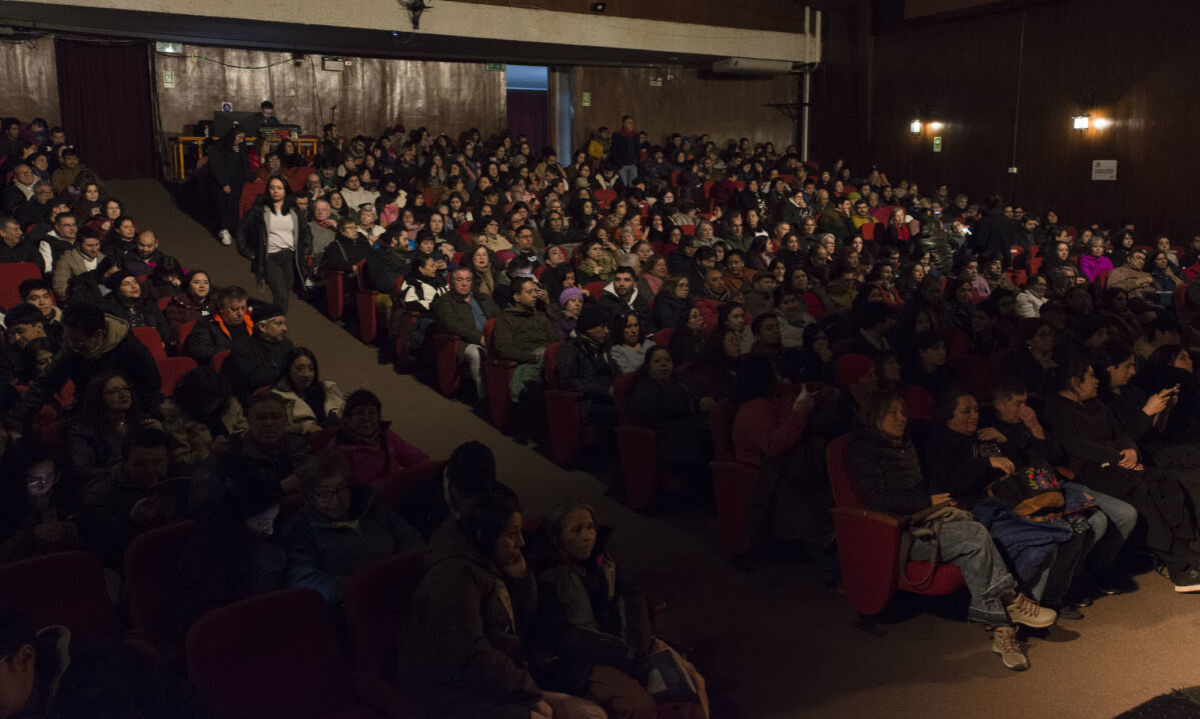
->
[557, 336, 617, 400]
[99, 295, 171, 347]
[494, 304, 558, 364]
[237, 203, 312, 280]
[534, 530, 652, 694]
[331, 422, 430, 491]
[845, 424, 930, 516]
[433, 291, 500, 345]
[207, 144, 251, 189]
[408, 517, 543, 718]
[185, 313, 252, 366]
[225, 330, 295, 398]
[285, 486, 423, 603]
[597, 284, 656, 334]
[271, 379, 345, 434]
[7, 314, 160, 424]
[163, 291, 214, 332]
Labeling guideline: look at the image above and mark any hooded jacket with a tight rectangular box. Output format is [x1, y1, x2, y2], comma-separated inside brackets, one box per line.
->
[408, 517, 543, 717]
[7, 314, 160, 424]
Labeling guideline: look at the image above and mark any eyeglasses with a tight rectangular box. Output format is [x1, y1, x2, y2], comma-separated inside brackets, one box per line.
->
[26, 472, 56, 489]
[104, 386, 132, 396]
[313, 485, 350, 503]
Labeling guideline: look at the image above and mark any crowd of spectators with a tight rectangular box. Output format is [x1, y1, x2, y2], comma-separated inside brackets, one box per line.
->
[3, 100, 1200, 716]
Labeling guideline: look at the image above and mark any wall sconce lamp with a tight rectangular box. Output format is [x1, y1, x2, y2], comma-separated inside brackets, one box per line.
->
[928, 121, 944, 131]
[1093, 117, 1112, 130]
[1072, 113, 1090, 131]
[910, 120, 922, 134]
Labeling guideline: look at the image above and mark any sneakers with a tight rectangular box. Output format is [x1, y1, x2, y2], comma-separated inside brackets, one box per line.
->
[992, 626, 1029, 671]
[1171, 568, 1200, 593]
[1005, 593, 1057, 629]
[219, 229, 232, 246]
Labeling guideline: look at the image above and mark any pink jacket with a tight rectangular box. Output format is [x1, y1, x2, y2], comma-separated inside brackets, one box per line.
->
[333, 423, 430, 491]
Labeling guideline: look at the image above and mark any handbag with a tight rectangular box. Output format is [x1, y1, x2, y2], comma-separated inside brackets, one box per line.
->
[898, 504, 974, 590]
[986, 466, 1065, 520]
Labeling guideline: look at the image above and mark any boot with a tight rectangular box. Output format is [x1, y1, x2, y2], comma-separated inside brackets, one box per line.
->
[992, 626, 1029, 671]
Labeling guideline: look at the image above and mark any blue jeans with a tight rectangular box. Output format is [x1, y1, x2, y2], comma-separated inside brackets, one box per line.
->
[909, 520, 1016, 626]
[618, 164, 638, 189]
[1080, 484, 1138, 568]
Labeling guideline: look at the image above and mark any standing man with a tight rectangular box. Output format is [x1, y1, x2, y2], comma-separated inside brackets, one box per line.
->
[609, 115, 639, 192]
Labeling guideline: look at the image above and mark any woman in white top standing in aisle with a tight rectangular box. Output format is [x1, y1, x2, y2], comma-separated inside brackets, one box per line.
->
[238, 176, 313, 312]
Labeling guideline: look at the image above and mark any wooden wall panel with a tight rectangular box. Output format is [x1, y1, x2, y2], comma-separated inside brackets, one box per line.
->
[456, 0, 812, 34]
[0, 39, 61, 126]
[156, 46, 506, 140]
[839, 0, 1200, 240]
[571, 67, 799, 153]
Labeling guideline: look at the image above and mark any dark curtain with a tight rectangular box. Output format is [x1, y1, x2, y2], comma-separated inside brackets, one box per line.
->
[506, 90, 549, 156]
[54, 38, 155, 179]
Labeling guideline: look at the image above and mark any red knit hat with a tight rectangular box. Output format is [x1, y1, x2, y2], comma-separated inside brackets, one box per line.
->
[837, 353, 876, 387]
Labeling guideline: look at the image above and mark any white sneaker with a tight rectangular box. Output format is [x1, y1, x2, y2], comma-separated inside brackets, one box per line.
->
[219, 230, 232, 246]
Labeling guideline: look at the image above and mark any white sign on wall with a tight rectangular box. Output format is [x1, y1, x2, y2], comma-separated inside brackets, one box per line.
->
[1092, 159, 1118, 181]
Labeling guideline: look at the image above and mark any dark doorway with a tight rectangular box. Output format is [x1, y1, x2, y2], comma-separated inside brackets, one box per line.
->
[55, 38, 156, 178]
[505, 65, 549, 157]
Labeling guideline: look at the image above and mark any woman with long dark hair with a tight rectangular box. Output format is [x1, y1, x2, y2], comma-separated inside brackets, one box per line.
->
[237, 175, 313, 311]
[271, 347, 346, 434]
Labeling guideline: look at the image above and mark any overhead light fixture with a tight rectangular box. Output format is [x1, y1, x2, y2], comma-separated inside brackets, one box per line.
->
[1072, 113, 1090, 130]
[910, 120, 922, 134]
[589, 2, 607, 12]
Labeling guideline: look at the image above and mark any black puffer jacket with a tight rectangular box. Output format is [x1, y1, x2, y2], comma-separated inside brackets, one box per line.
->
[845, 424, 930, 515]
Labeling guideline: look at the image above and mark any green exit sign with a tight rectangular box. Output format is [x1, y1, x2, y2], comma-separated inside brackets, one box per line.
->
[485, 62, 506, 71]
[933, 136, 943, 153]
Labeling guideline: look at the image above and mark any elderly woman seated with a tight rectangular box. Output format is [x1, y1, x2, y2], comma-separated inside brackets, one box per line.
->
[846, 390, 1057, 671]
[284, 450, 423, 604]
[533, 501, 709, 719]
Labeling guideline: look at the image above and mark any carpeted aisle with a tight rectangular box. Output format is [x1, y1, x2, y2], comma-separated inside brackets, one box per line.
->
[114, 179, 1200, 719]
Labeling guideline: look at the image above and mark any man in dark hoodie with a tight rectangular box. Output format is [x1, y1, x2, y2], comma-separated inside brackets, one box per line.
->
[609, 115, 640, 193]
[6, 303, 160, 426]
[597, 267, 656, 334]
[970, 194, 1018, 268]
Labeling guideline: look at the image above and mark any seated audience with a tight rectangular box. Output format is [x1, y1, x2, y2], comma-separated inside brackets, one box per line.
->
[161, 367, 248, 465]
[285, 449, 423, 603]
[173, 475, 286, 641]
[0, 606, 209, 717]
[534, 500, 709, 719]
[185, 285, 251, 367]
[163, 269, 215, 332]
[99, 271, 171, 346]
[326, 389, 429, 491]
[7, 304, 160, 426]
[598, 266, 655, 335]
[1043, 354, 1200, 592]
[226, 303, 294, 400]
[409, 489, 604, 719]
[0, 438, 82, 563]
[271, 347, 345, 434]
[557, 305, 618, 426]
[433, 267, 501, 398]
[847, 391, 1058, 670]
[50, 228, 103, 301]
[495, 277, 559, 402]
[78, 426, 187, 567]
